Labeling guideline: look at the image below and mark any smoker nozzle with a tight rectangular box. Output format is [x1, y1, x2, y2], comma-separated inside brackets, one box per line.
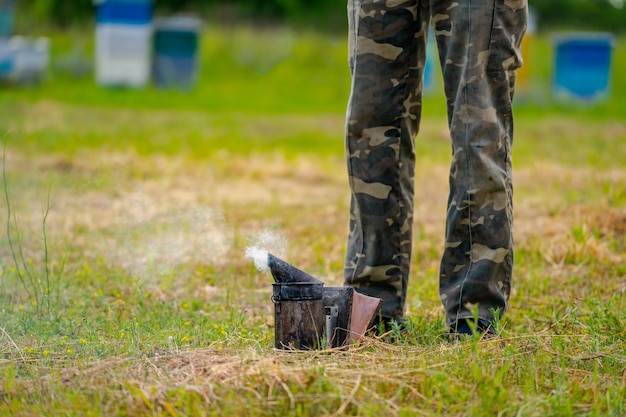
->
[267, 253, 324, 284]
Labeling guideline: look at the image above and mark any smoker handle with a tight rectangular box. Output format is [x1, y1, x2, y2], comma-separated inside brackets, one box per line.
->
[271, 295, 281, 313]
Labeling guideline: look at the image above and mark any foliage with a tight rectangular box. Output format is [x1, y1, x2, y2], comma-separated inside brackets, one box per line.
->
[12, 0, 626, 33]
[529, 0, 626, 34]
[2, 141, 62, 317]
[17, 0, 95, 27]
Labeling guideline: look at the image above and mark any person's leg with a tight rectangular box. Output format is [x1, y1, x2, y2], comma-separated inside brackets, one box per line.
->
[432, 0, 527, 329]
[344, 0, 430, 320]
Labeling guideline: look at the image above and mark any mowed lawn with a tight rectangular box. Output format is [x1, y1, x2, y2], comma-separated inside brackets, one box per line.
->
[0, 26, 625, 416]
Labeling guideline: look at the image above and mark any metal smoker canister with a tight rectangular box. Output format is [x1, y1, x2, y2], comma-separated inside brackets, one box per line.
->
[272, 282, 325, 350]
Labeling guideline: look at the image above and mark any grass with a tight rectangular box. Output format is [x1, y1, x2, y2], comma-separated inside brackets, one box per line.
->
[0, 25, 625, 416]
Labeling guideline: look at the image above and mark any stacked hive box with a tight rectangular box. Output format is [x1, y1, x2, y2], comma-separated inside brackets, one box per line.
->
[0, 1, 50, 85]
[552, 33, 615, 103]
[5, 36, 50, 84]
[153, 16, 201, 89]
[95, 0, 152, 87]
[0, 0, 15, 81]
[0, 0, 14, 37]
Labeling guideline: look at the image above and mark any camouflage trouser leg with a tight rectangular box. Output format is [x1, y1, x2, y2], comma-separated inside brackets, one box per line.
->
[434, 0, 526, 327]
[344, 0, 527, 323]
[344, 0, 431, 319]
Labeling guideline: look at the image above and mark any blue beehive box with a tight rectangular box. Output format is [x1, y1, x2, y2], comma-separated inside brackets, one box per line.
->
[552, 33, 614, 103]
[0, 0, 16, 38]
[0, 39, 12, 81]
[94, 0, 153, 87]
[152, 16, 201, 89]
[96, 0, 151, 24]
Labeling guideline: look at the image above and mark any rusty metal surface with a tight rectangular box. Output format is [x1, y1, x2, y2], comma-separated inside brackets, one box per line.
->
[274, 299, 325, 350]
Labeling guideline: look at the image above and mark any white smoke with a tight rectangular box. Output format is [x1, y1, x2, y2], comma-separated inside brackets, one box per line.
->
[107, 205, 233, 279]
[244, 246, 269, 272]
[244, 228, 287, 272]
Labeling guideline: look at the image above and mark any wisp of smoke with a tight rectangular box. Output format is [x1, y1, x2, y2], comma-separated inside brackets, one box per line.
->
[245, 228, 287, 273]
[244, 246, 269, 272]
[108, 205, 233, 280]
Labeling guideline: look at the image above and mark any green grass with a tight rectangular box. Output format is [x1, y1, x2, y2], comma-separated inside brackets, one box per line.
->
[0, 26, 625, 416]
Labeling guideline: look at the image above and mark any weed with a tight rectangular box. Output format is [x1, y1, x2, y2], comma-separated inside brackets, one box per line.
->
[2, 137, 64, 316]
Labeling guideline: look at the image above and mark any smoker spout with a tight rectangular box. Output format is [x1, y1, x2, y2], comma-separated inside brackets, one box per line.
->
[268, 253, 323, 284]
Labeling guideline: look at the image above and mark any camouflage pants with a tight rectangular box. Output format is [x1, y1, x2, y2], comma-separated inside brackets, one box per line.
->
[344, 0, 527, 326]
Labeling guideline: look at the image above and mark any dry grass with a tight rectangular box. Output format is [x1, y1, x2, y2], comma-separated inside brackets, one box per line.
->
[5, 330, 623, 416]
[2, 109, 625, 416]
[1, 27, 626, 415]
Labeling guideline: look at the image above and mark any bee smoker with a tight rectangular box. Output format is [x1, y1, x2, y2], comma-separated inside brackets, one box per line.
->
[268, 253, 382, 350]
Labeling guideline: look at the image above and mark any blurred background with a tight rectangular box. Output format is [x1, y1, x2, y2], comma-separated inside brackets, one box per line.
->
[0, 0, 624, 111]
[4, 0, 626, 32]
[0, 5, 624, 401]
